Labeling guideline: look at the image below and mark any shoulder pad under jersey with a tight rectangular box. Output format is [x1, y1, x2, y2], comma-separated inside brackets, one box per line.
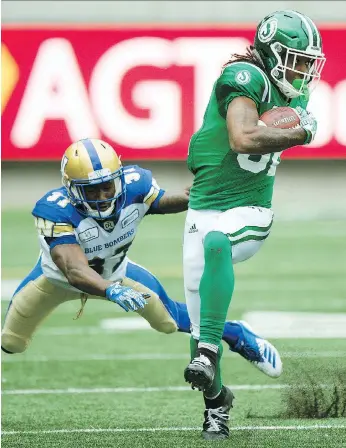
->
[216, 62, 272, 118]
[32, 187, 84, 228]
[123, 165, 164, 209]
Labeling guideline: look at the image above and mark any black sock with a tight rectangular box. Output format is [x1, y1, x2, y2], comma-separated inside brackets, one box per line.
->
[204, 385, 227, 408]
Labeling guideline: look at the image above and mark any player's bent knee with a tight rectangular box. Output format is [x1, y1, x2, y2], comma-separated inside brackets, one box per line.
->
[1, 332, 28, 354]
[123, 276, 178, 334]
[136, 292, 178, 334]
[203, 231, 231, 260]
[155, 321, 178, 334]
[1, 346, 14, 354]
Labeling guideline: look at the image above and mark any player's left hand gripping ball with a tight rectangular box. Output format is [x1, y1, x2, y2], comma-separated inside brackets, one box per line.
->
[294, 106, 318, 144]
[106, 283, 149, 312]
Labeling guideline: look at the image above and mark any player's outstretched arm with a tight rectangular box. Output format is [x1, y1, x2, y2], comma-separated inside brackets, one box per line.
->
[51, 243, 148, 311]
[51, 243, 112, 297]
[227, 97, 307, 155]
[154, 189, 190, 214]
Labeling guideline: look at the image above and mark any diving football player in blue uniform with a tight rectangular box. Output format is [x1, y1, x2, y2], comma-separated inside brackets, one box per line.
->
[2, 138, 281, 380]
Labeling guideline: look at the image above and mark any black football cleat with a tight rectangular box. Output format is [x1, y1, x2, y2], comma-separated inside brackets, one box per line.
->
[202, 386, 235, 440]
[184, 354, 215, 391]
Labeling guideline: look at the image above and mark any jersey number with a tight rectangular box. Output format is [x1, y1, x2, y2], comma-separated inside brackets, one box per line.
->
[88, 257, 105, 275]
[237, 152, 282, 176]
[47, 192, 70, 208]
[88, 242, 132, 276]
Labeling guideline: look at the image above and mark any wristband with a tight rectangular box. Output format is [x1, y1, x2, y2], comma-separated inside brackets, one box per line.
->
[303, 129, 312, 145]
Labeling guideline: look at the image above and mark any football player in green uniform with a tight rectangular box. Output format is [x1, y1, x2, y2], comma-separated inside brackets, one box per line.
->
[183, 10, 326, 440]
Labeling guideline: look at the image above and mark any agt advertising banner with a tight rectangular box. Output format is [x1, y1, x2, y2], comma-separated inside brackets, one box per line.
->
[2, 25, 346, 160]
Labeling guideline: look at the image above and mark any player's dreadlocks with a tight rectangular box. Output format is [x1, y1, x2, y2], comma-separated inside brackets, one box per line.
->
[222, 45, 265, 71]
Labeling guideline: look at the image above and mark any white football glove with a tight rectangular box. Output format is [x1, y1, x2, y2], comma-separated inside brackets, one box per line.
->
[294, 106, 317, 144]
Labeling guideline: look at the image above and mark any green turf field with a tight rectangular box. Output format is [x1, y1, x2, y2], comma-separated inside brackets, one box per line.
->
[2, 210, 346, 447]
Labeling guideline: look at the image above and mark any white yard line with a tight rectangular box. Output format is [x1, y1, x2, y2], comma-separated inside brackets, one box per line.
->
[244, 311, 346, 338]
[2, 424, 346, 435]
[2, 351, 345, 363]
[2, 353, 190, 363]
[2, 383, 334, 395]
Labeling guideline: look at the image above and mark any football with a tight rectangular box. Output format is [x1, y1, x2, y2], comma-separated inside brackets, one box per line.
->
[258, 106, 300, 129]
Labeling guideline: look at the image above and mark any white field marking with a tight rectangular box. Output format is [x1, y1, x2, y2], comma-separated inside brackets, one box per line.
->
[244, 311, 346, 339]
[101, 317, 151, 330]
[2, 353, 191, 363]
[1, 385, 291, 396]
[1, 280, 20, 299]
[2, 425, 346, 436]
[38, 326, 131, 336]
[2, 351, 345, 364]
[2, 383, 337, 396]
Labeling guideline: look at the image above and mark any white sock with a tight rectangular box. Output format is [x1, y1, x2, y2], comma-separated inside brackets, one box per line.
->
[198, 342, 218, 354]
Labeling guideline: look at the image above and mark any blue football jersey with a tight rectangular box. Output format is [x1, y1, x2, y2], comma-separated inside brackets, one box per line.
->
[32, 165, 164, 290]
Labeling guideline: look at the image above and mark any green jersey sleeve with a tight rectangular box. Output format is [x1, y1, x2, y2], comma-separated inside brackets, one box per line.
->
[215, 62, 271, 119]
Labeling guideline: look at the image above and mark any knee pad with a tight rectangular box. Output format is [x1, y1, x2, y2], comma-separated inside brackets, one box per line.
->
[203, 231, 231, 260]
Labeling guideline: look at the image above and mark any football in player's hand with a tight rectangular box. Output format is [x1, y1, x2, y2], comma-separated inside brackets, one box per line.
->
[258, 107, 300, 129]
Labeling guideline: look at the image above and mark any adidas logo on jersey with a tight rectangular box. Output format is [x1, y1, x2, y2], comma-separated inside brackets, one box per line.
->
[188, 224, 198, 233]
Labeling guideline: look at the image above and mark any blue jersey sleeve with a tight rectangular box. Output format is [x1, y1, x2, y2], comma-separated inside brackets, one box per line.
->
[45, 235, 79, 249]
[32, 187, 82, 249]
[123, 165, 165, 214]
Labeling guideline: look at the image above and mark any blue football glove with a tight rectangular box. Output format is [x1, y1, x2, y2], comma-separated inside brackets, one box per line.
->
[294, 106, 318, 144]
[105, 282, 149, 312]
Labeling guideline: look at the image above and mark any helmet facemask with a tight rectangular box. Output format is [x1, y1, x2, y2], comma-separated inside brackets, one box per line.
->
[270, 42, 325, 99]
[63, 168, 126, 220]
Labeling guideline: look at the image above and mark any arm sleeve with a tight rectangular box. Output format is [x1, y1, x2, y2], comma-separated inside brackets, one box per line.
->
[215, 62, 270, 119]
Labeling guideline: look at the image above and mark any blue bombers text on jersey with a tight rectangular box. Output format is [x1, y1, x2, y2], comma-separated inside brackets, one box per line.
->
[32, 165, 165, 290]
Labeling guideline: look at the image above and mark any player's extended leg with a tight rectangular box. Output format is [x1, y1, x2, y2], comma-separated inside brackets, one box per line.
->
[1, 262, 80, 354]
[183, 206, 281, 439]
[124, 260, 190, 333]
[183, 225, 235, 441]
[190, 334, 234, 441]
[124, 260, 282, 378]
[184, 231, 234, 391]
[122, 262, 178, 334]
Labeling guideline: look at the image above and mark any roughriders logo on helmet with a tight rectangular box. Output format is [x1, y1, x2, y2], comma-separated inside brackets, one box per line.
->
[254, 11, 326, 99]
[258, 18, 278, 43]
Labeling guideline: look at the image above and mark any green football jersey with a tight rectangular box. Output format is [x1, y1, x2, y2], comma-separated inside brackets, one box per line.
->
[187, 61, 306, 211]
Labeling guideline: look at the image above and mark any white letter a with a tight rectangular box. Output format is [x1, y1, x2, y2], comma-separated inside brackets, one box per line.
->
[11, 38, 99, 148]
